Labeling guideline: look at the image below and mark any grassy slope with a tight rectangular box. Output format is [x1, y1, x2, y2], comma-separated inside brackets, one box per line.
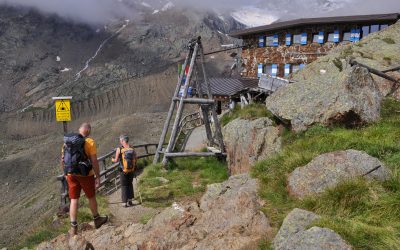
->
[139, 156, 228, 207]
[252, 98, 400, 250]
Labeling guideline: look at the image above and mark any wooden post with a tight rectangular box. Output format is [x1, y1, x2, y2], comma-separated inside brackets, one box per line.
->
[193, 66, 214, 145]
[199, 41, 225, 153]
[63, 121, 68, 135]
[162, 42, 199, 166]
[201, 105, 214, 145]
[153, 54, 190, 164]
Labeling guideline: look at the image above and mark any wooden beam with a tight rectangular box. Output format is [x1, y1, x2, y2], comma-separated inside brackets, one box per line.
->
[382, 66, 400, 73]
[162, 42, 200, 166]
[154, 53, 191, 164]
[172, 97, 215, 104]
[164, 152, 225, 158]
[199, 41, 226, 153]
[350, 59, 399, 83]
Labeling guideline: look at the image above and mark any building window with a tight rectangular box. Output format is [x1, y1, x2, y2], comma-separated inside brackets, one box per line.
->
[333, 31, 340, 43]
[370, 25, 380, 33]
[258, 36, 265, 47]
[312, 32, 325, 44]
[301, 33, 308, 45]
[350, 29, 361, 42]
[264, 64, 273, 76]
[380, 24, 389, 30]
[327, 33, 335, 42]
[293, 34, 302, 44]
[292, 64, 300, 73]
[312, 34, 319, 43]
[272, 64, 278, 77]
[266, 36, 275, 46]
[362, 26, 370, 38]
[258, 64, 263, 77]
[286, 34, 292, 46]
[284, 64, 291, 76]
[343, 32, 351, 41]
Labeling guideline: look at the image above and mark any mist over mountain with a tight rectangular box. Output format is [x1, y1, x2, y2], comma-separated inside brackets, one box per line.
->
[0, 0, 399, 27]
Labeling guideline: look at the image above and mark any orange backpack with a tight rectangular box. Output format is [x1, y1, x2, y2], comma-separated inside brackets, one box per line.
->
[120, 147, 137, 173]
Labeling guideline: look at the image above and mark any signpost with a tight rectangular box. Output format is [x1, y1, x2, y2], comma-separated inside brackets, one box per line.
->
[52, 96, 72, 134]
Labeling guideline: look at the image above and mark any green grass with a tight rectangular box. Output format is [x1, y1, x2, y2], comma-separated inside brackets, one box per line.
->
[139, 157, 228, 207]
[221, 103, 276, 127]
[382, 37, 396, 45]
[383, 56, 392, 64]
[14, 195, 109, 250]
[139, 212, 158, 224]
[252, 98, 400, 249]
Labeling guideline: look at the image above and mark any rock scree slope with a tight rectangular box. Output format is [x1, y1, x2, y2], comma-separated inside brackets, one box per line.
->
[37, 174, 272, 250]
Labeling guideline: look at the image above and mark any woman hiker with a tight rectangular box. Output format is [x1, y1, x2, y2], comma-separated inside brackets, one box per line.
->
[112, 135, 137, 207]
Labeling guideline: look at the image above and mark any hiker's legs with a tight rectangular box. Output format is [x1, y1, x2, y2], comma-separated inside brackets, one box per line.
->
[88, 196, 98, 216]
[127, 172, 134, 200]
[69, 198, 79, 222]
[120, 172, 129, 203]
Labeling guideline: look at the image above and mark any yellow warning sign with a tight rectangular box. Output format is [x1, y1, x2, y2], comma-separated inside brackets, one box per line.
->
[55, 99, 71, 122]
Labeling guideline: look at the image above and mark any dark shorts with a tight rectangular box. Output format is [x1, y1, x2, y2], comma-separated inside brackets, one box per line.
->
[67, 175, 96, 199]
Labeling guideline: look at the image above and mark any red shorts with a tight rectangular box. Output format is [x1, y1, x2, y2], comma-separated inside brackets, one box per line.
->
[67, 175, 96, 199]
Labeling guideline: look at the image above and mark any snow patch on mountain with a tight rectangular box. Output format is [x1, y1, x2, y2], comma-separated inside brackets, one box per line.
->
[161, 1, 174, 11]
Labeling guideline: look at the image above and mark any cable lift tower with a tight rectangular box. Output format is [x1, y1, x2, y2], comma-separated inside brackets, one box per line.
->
[153, 36, 226, 166]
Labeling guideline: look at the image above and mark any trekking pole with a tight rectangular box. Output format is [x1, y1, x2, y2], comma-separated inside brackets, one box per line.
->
[135, 176, 143, 204]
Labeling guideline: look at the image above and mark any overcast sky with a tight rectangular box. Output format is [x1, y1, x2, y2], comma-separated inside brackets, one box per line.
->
[0, 0, 399, 25]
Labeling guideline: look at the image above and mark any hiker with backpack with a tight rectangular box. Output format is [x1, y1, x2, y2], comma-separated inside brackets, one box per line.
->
[61, 123, 108, 236]
[112, 135, 137, 207]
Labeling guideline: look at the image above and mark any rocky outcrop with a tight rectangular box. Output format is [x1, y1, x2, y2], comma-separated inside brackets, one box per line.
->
[266, 65, 382, 132]
[223, 118, 282, 175]
[288, 150, 391, 199]
[273, 208, 352, 250]
[37, 174, 272, 250]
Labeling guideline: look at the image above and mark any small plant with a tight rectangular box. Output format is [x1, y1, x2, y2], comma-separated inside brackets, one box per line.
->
[139, 212, 157, 224]
[332, 58, 343, 72]
[382, 37, 396, 44]
[339, 46, 354, 59]
[383, 56, 392, 64]
[221, 104, 276, 127]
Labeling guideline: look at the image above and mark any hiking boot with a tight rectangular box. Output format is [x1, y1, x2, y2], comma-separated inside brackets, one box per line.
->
[94, 215, 109, 229]
[69, 222, 78, 236]
[127, 199, 134, 207]
[131, 200, 140, 206]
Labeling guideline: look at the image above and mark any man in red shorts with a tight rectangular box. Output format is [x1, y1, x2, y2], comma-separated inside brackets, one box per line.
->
[62, 123, 108, 236]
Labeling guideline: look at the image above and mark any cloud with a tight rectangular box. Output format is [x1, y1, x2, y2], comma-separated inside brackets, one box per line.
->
[0, 0, 133, 24]
[0, 0, 399, 25]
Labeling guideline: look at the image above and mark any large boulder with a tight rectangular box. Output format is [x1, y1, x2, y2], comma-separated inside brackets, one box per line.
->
[273, 208, 352, 250]
[288, 150, 391, 199]
[223, 118, 282, 175]
[38, 174, 272, 250]
[266, 65, 382, 132]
